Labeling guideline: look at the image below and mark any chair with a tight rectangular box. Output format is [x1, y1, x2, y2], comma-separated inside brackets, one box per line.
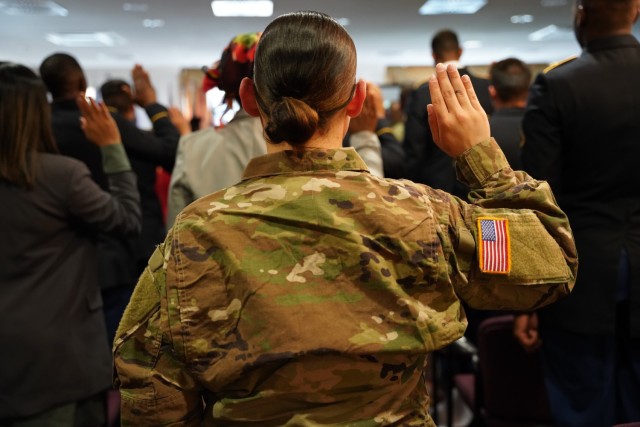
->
[453, 315, 553, 427]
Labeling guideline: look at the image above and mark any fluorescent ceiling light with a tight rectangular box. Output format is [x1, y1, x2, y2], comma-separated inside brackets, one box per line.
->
[511, 14, 534, 24]
[528, 25, 573, 41]
[211, 0, 273, 17]
[419, 0, 487, 15]
[143, 19, 165, 28]
[463, 40, 483, 49]
[122, 2, 149, 12]
[0, 0, 68, 16]
[46, 32, 127, 47]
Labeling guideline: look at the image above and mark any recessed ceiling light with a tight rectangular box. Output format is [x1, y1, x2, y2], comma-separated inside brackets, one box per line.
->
[463, 40, 483, 49]
[211, 0, 273, 17]
[528, 25, 573, 41]
[143, 18, 165, 28]
[419, 0, 487, 15]
[336, 17, 350, 26]
[0, 0, 68, 16]
[123, 3, 149, 12]
[511, 14, 534, 24]
[46, 32, 127, 47]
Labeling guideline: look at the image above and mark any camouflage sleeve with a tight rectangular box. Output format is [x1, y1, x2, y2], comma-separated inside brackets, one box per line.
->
[446, 138, 578, 311]
[113, 231, 204, 426]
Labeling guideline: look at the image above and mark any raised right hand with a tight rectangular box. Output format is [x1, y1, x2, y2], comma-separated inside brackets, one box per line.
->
[132, 64, 157, 107]
[77, 96, 121, 147]
[427, 63, 490, 157]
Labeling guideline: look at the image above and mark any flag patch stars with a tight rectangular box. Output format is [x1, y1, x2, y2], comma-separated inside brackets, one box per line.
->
[478, 218, 511, 274]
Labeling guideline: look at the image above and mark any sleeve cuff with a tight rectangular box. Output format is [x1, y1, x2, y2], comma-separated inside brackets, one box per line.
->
[100, 144, 132, 173]
[455, 138, 510, 187]
[145, 103, 169, 123]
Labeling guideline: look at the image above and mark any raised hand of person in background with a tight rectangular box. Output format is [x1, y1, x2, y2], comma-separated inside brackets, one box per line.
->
[77, 96, 121, 146]
[131, 64, 157, 107]
[427, 63, 490, 157]
[348, 81, 378, 134]
[168, 107, 192, 136]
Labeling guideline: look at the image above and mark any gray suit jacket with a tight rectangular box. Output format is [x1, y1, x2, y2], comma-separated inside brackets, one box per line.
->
[0, 145, 140, 418]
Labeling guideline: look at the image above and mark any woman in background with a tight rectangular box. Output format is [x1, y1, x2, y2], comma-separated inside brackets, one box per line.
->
[114, 12, 577, 426]
[166, 32, 267, 228]
[0, 63, 140, 426]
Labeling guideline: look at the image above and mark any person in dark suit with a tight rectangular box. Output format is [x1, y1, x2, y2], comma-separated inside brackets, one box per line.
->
[0, 62, 140, 426]
[486, 57, 531, 170]
[514, 0, 640, 424]
[403, 29, 493, 195]
[39, 53, 180, 343]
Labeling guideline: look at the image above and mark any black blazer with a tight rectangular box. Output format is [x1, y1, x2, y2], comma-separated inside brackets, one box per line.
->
[112, 105, 179, 273]
[522, 35, 640, 336]
[52, 101, 136, 290]
[403, 67, 493, 194]
[489, 107, 524, 170]
[0, 153, 140, 418]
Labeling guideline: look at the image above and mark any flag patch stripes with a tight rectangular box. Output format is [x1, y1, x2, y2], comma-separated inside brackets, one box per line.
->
[478, 217, 511, 274]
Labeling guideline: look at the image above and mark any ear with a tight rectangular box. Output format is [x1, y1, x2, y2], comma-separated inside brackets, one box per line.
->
[488, 85, 497, 100]
[457, 48, 463, 59]
[346, 79, 367, 118]
[79, 75, 88, 93]
[239, 77, 261, 117]
[633, 5, 640, 24]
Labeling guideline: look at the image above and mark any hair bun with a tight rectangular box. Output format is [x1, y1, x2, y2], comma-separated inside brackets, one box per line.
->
[265, 97, 319, 146]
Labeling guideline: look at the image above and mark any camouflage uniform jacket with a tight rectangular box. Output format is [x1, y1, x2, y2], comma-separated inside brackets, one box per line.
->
[114, 138, 577, 426]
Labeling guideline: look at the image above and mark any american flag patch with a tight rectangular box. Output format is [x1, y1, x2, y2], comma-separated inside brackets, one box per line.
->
[478, 218, 511, 274]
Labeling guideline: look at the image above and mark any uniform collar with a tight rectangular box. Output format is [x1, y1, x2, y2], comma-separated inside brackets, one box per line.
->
[584, 34, 640, 54]
[241, 148, 370, 180]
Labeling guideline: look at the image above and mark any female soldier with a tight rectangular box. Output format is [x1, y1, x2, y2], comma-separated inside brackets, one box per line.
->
[114, 11, 577, 426]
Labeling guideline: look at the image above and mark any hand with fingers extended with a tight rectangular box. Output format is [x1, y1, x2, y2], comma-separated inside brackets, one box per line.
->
[427, 63, 490, 157]
[168, 107, 192, 136]
[132, 64, 157, 107]
[76, 96, 122, 147]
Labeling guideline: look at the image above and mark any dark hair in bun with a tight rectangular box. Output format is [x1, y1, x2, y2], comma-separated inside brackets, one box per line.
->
[253, 11, 356, 147]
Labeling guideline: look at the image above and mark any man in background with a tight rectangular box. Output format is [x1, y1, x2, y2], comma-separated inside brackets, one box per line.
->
[515, 0, 640, 424]
[40, 54, 180, 344]
[487, 57, 531, 170]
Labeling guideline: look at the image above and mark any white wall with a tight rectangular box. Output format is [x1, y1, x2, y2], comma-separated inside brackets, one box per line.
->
[83, 66, 182, 107]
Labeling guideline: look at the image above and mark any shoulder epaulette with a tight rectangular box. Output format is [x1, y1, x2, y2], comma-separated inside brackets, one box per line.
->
[543, 55, 578, 74]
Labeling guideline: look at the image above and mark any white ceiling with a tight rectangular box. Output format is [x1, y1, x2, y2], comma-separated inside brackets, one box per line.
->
[1, 0, 639, 78]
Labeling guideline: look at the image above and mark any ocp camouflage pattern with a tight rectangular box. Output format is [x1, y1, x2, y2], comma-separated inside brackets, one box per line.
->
[114, 138, 577, 426]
